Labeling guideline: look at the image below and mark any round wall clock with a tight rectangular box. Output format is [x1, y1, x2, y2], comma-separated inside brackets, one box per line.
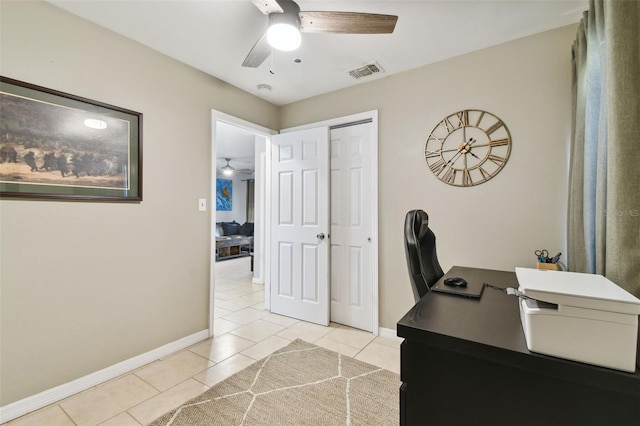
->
[424, 109, 511, 187]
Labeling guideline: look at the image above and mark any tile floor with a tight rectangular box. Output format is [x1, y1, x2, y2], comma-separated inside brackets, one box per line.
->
[5, 256, 401, 426]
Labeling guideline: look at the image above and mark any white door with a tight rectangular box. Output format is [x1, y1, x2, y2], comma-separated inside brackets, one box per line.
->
[270, 127, 330, 326]
[329, 122, 375, 331]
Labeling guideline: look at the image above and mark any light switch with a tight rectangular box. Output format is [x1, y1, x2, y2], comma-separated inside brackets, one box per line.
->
[198, 198, 207, 212]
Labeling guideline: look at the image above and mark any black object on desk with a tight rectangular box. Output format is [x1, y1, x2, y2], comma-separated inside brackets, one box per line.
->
[431, 274, 484, 298]
[397, 266, 640, 426]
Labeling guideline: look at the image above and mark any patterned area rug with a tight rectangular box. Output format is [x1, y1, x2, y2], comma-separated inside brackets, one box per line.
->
[149, 339, 400, 425]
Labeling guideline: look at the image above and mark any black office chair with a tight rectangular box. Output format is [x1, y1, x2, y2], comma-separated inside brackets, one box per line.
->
[404, 209, 444, 302]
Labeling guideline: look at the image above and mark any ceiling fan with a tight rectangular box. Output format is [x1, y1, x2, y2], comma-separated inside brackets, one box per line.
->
[243, 0, 398, 68]
[220, 158, 254, 176]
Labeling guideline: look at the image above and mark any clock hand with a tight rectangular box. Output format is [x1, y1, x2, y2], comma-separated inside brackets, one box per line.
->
[446, 141, 468, 165]
[426, 147, 460, 155]
[448, 138, 477, 165]
[466, 142, 491, 149]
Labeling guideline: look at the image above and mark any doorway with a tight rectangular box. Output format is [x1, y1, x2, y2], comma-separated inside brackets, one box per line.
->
[210, 110, 276, 334]
[210, 110, 379, 336]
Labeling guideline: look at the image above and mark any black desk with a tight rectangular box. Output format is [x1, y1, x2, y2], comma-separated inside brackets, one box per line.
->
[397, 266, 640, 426]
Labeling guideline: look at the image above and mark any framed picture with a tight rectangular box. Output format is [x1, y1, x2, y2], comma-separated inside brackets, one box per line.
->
[216, 178, 232, 211]
[0, 76, 142, 201]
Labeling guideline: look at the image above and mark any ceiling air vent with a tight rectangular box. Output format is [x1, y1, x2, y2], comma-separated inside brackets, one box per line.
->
[348, 61, 385, 79]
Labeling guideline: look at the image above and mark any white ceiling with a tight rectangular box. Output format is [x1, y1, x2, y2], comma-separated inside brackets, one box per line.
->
[215, 122, 258, 173]
[47, 0, 587, 107]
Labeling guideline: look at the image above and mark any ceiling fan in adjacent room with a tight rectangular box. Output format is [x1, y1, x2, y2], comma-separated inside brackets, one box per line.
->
[220, 158, 254, 176]
[242, 0, 398, 68]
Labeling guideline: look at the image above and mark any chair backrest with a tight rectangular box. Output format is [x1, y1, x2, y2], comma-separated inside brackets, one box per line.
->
[404, 209, 444, 302]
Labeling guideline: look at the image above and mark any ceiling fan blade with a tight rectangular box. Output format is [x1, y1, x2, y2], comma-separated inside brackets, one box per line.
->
[242, 32, 271, 68]
[251, 0, 283, 15]
[299, 12, 398, 34]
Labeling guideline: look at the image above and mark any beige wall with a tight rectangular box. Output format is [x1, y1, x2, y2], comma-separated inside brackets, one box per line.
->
[1, 0, 578, 408]
[280, 24, 578, 330]
[0, 1, 278, 406]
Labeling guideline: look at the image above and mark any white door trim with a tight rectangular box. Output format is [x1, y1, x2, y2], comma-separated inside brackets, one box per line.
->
[210, 110, 277, 336]
[280, 110, 379, 335]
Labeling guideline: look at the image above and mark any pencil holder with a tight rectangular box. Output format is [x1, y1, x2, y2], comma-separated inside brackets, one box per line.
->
[537, 261, 559, 271]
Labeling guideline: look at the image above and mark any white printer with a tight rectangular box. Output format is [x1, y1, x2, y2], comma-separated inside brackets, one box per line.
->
[515, 267, 640, 372]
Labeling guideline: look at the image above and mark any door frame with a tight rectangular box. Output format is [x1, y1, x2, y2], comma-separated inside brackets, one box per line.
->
[210, 110, 277, 336]
[210, 109, 380, 336]
[278, 110, 380, 335]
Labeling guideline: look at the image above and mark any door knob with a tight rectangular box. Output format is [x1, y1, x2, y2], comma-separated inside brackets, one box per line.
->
[316, 233, 325, 240]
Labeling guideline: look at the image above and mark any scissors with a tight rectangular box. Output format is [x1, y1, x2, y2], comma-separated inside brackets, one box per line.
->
[535, 249, 549, 263]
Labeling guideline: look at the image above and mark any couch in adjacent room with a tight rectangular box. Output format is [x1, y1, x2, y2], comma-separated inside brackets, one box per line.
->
[215, 220, 254, 261]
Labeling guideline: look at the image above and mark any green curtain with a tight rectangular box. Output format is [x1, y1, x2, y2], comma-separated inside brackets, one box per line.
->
[246, 178, 255, 222]
[568, 0, 640, 296]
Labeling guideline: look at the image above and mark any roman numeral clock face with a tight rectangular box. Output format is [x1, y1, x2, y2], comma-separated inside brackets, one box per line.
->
[425, 110, 511, 187]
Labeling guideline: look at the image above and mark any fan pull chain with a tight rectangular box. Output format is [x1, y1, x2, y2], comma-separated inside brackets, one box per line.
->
[269, 47, 275, 74]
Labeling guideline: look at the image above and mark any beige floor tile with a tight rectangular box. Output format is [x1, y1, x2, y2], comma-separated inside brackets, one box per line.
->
[188, 333, 255, 363]
[215, 283, 258, 299]
[59, 374, 158, 426]
[215, 268, 253, 282]
[97, 412, 141, 426]
[229, 286, 261, 297]
[238, 291, 264, 306]
[193, 354, 256, 387]
[313, 337, 360, 357]
[214, 288, 248, 300]
[134, 351, 213, 392]
[215, 296, 258, 312]
[222, 307, 271, 325]
[240, 335, 291, 360]
[5, 404, 75, 426]
[213, 306, 232, 318]
[354, 340, 400, 374]
[373, 335, 403, 348]
[275, 321, 337, 342]
[248, 283, 266, 292]
[321, 326, 376, 350]
[212, 318, 243, 336]
[250, 302, 268, 311]
[213, 282, 242, 292]
[229, 319, 285, 342]
[260, 312, 300, 327]
[128, 379, 208, 425]
[216, 266, 252, 277]
[249, 290, 264, 299]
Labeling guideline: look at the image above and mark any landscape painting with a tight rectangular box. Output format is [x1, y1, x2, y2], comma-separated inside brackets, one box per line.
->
[0, 77, 142, 201]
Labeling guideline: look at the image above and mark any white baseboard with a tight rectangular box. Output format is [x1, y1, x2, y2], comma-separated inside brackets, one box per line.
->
[252, 278, 264, 285]
[378, 326, 403, 342]
[0, 329, 209, 424]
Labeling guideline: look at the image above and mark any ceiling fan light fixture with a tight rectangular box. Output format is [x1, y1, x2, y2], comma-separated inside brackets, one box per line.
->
[267, 22, 301, 51]
[267, 2, 301, 52]
[221, 158, 235, 175]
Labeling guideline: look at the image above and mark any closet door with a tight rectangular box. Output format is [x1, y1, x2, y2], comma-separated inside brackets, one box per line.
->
[329, 122, 374, 332]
